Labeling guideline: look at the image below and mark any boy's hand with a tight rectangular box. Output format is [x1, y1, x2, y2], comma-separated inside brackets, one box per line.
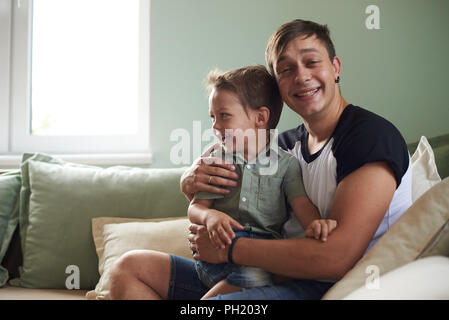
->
[305, 219, 337, 242]
[205, 210, 243, 249]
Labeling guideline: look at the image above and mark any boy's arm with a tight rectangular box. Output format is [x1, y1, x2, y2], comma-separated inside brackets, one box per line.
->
[188, 198, 214, 226]
[284, 156, 335, 236]
[289, 195, 320, 229]
[290, 195, 337, 241]
[188, 198, 243, 249]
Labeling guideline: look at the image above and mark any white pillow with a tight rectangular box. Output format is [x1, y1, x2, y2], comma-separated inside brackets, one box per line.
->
[86, 217, 192, 300]
[411, 136, 441, 202]
[343, 256, 449, 300]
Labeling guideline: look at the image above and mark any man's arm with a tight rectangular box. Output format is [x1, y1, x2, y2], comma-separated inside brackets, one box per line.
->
[233, 161, 396, 279]
[191, 161, 396, 280]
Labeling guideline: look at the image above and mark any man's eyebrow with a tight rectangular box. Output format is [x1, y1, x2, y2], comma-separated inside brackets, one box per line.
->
[299, 48, 321, 54]
[276, 48, 321, 65]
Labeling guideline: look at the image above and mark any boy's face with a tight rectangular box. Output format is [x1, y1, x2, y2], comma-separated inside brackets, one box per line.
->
[208, 89, 259, 154]
[273, 35, 341, 121]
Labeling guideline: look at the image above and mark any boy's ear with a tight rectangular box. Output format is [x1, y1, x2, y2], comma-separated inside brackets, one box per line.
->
[255, 106, 270, 128]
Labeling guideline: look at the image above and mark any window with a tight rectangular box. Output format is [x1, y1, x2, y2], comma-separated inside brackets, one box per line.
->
[0, 0, 151, 166]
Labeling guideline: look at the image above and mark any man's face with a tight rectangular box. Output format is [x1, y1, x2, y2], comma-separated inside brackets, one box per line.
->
[273, 35, 341, 120]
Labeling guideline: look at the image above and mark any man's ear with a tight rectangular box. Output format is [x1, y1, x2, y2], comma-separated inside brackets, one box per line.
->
[332, 55, 342, 80]
[255, 106, 270, 128]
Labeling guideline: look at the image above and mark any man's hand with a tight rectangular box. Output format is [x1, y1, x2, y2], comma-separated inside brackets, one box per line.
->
[188, 224, 228, 264]
[180, 143, 239, 201]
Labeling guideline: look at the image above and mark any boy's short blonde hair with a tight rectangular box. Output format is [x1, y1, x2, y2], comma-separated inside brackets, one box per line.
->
[206, 65, 283, 129]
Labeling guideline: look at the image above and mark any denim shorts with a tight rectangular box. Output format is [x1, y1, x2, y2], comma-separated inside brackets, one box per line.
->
[195, 231, 272, 288]
[167, 236, 334, 300]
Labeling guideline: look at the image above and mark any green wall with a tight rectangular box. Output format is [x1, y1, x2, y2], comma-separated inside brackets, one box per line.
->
[150, 0, 449, 168]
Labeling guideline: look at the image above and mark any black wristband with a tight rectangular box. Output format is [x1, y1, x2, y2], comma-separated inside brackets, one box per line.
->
[227, 237, 239, 264]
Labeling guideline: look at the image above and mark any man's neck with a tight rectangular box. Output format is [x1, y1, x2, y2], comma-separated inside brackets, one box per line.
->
[303, 97, 349, 153]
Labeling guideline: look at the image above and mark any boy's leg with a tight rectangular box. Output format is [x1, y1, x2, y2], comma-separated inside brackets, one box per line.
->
[201, 279, 242, 300]
[167, 255, 210, 300]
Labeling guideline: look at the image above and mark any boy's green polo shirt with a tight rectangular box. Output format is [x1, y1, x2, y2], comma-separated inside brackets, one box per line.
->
[194, 144, 306, 239]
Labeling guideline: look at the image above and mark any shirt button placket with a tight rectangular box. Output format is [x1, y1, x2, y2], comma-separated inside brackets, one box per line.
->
[240, 165, 250, 211]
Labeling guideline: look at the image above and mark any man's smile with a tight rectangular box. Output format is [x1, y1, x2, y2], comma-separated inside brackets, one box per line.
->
[292, 87, 321, 100]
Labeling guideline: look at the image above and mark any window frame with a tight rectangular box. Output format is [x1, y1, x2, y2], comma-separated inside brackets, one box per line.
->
[0, 0, 12, 154]
[1, 0, 151, 166]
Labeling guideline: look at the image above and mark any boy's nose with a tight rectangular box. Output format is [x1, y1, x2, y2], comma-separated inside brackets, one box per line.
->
[212, 121, 221, 131]
[213, 128, 224, 141]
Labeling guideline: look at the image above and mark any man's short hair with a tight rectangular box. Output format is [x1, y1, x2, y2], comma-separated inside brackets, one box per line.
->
[206, 65, 283, 129]
[265, 19, 336, 76]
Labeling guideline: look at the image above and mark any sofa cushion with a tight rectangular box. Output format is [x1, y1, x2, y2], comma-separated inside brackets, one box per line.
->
[87, 216, 192, 300]
[0, 171, 21, 286]
[9, 153, 188, 289]
[408, 132, 449, 179]
[425, 133, 449, 179]
[0, 284, 87, 300]
[417, 219, 449, 259]
[411, 136, 441, 201]
[322, 177, 449, 300]
[343, 256, 449, 299]
[434, 144, 449, 179]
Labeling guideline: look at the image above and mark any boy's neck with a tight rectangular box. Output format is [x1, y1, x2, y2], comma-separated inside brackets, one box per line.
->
[243, 129, 270, 162]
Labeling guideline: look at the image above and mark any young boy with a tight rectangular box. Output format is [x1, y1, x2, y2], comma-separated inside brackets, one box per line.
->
[188, 65, 337, 299]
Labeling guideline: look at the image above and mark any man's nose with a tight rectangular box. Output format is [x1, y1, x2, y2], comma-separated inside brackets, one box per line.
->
[294, 66, 311, 84]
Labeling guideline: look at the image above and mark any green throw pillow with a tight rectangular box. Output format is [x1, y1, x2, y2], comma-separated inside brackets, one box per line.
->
[0, 171, 21, 287]
[9, 153, 188, 289]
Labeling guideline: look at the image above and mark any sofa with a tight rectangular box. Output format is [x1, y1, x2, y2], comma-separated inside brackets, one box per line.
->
[0, 133, 448, 300]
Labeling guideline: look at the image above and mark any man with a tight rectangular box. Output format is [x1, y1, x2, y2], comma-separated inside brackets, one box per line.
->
[109, 19, 412, 300]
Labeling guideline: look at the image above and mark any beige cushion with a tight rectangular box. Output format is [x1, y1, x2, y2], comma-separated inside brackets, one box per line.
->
[0, 285, 87, 300]
[343, 256, 449, 300]
[418, 219, 449, 258]
[86, 217, 192, 300]
[411, 136, 441, 201]
[322, 177, 449, 300]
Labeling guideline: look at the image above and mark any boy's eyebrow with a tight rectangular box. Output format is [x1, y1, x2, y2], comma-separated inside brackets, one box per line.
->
[276, 48, 321, 65]
[211, 105, 232, 111]
[209, 106, 230, 116]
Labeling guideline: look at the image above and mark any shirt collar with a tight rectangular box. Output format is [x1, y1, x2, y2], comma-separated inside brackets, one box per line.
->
[227, 132, 281, 167]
